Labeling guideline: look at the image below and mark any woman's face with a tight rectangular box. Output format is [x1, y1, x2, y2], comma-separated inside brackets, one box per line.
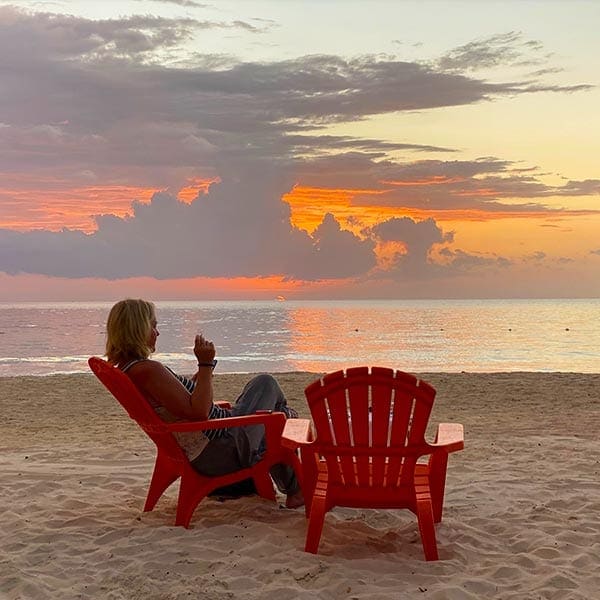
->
[147, 314, 159, 352]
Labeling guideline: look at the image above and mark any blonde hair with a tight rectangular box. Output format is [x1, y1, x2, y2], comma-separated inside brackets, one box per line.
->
[105, 299, 156, 366]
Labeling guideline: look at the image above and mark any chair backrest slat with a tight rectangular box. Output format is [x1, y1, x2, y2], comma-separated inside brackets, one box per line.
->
[369, 367, 394, 486]
[347, 368, 370, 484]
[325, 380, 353, 486]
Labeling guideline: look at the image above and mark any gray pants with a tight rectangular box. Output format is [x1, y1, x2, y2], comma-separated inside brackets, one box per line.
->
[191, 374, 299, 495]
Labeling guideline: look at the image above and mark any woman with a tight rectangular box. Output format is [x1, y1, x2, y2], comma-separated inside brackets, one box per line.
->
[105, 298, 303, 508]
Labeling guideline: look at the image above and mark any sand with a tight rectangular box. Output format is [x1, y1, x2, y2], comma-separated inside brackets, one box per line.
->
[1, 371, 600, 599]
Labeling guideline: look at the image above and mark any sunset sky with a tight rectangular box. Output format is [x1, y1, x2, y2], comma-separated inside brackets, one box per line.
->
[1, 0, 599, 300]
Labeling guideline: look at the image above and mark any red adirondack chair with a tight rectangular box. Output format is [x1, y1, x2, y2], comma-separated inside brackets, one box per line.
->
[88, 356, 301, 527]
[301, 366, 464, 560]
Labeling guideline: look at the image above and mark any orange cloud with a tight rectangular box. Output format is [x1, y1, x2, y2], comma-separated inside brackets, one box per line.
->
[177, 177, 219, 203]
[283, 184, 569, 236]
[375, 240, 408, 269]
[1, 177, 217, 231]
[0, 183, 156, 232]
[284, 185, 410, 233]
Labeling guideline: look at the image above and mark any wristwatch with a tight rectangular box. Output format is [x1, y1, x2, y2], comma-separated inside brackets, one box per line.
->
[197, 359, 218, 370]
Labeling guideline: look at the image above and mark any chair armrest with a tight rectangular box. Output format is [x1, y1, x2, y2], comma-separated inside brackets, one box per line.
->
[167, 413, 287, 458]
[215, 401, 232, 409]
[166, 411, 286, 434]
[431, 423, 464, 453]
[281, 418, 314, 451]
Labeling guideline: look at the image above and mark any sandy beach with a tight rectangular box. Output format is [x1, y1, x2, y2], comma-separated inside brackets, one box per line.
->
[1, 371, 600, 599]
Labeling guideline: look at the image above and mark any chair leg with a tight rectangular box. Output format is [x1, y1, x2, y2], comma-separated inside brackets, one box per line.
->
[144, 454, 180, 512]
[414, 476, 439, 561]
[287, 451, 304, 494]
[253, 467, 276, 501]
[301, 451, 322, 519]
[304, 491, 327, 554]
[175, 471, 209, 528]
[416, 499, 438, 561]
[428, 452, 449, 523]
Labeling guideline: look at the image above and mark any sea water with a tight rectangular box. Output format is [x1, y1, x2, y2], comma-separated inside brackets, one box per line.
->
[0, 299, 598, 376]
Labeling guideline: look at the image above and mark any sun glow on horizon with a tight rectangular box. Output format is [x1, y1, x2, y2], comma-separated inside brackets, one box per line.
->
[0, 272, 360, 302]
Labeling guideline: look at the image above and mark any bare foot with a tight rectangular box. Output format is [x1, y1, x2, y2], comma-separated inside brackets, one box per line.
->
[285, 490, 304, 509]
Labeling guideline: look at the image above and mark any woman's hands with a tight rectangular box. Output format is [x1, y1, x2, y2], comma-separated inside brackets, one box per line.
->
[194, 334, 215, 363]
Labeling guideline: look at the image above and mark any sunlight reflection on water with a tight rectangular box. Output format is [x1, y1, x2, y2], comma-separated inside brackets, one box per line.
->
[0, 299, 598, 376]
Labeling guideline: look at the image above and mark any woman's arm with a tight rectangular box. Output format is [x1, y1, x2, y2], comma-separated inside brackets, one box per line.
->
[128, 334, 216, 420]
[190, 333, 215, 417]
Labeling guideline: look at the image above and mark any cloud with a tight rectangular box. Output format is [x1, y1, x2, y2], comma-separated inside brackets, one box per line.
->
[437, 32, 545, 72]
[294, 213, 376, 279]
[365, 217, 453, 279]
[0, 7, 591, 149]
[1, 4, 592, 231]
[525, 251, 547, 261]
[0, 6, 596, 290]
[0, 8, 192, 61]
[372, 216, 451, 255]
[0, 187, 376, 281]
[0, 178, 587, 288]
[438, 248, 513, 271]
[135, 0, 209, 8]
[0, 5, 266, 62]
[554, 180, 600, 196]
[292, 155, 600, 213]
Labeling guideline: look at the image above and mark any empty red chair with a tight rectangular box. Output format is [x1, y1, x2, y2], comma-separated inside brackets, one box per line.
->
[301, 366, 464, 560]
[89, 356, 301, 527]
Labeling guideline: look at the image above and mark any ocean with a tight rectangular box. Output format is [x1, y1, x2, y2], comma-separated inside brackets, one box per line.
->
[0, 299, 598, 377]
